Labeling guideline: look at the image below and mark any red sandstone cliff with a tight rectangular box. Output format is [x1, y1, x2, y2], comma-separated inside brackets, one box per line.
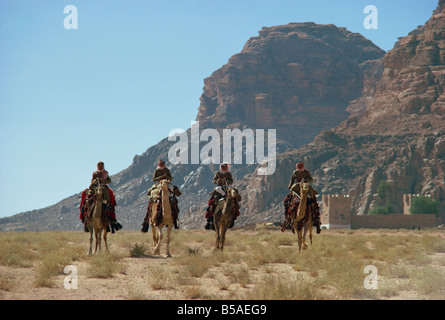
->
[196, 22, 384, 146]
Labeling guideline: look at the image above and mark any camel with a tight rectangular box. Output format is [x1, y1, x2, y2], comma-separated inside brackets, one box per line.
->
[214, 187, 239, 251]
[150, 179, 173, 257]
[292, 180, 313, 252]
[87, 182, 109, 255]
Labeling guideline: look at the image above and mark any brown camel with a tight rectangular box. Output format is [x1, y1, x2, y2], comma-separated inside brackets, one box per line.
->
[214, 187, 239, 251]
[150, 179, 173, 257]
[292, 180, 313, 252]
[87, 182, 108, 255]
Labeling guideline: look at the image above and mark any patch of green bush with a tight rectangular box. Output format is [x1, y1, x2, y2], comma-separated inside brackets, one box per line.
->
[410, 196, 439, 214]
[368, 202, 393, 215]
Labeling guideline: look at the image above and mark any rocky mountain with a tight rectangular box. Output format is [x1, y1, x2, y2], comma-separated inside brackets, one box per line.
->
[236, 0, 445, 223]
[196, 22, 384, 145]
[6, 5, 444, 232]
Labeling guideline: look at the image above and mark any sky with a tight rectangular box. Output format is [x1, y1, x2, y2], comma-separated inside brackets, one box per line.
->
[0, 0, 439, 218]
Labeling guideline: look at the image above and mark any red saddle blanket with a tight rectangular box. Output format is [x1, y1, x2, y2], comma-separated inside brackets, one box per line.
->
[205, 197, 240, 219]
[143, 194, 180, 227]
[79, 188, 117, 221]
[281, 193, 320, 232]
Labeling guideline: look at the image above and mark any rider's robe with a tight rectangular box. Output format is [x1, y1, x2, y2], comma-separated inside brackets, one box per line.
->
[153, 167, 173, 183]
[213, 171, 233, 186]
[288, 169, 318, 198]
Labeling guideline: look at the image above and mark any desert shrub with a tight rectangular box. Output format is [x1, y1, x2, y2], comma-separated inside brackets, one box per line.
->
[0, 233, 38, 267]
[222, 264, 251, 287]
[410, 196, 439, 214]
[377, 180, 392, 201]
[368, 180, 395, 215]
[148, 265, 171, 290]
[183, 286, 204, 299]
[87, 252, 124, 278]
[129, 242, 146, 257]
[243, 275, 330, 300]
[173, 249, 213, 277]
[412, 266, 445, 297]
[34, 251, 71, 287]
[368, 202, 393, 215]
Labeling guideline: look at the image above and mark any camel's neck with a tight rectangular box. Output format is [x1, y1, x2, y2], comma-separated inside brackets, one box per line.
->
[223, 197, 234, 216]
[161, 188, 171, 216]
[297, 191, 308, 220]
[94, 196, 103, 219]
[300, 191, 307, 204]
[161, 188, 170, 201]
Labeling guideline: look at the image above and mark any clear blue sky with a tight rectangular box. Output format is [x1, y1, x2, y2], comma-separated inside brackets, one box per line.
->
[0, 0, 438, 218]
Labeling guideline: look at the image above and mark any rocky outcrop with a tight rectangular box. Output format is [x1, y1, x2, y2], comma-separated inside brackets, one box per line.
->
[196, 22, 385, 145]
[237, 129, 445, 224]
[237, 0, 445, 223]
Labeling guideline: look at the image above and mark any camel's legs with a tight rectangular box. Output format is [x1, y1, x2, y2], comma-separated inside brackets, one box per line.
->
[103, 229, 108, 252]
[165, 225, 173, 258]
[89, 228, 93, 255]
[94, 230, 98, 253]
[297, 230, 303, 252]
[151, 224, 157, 249]
[309, 225, 313, 246]
[220, 224, 229, 251]
[214, 219, 221, 250]
[154, 226, 162, 255]
[95, 230, 102, 253]
[98, 230, 102, 252]
[302, 227, 308, 250]
[293, 219, 303, 252]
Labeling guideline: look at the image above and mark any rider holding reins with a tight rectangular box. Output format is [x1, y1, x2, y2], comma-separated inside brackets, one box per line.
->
[205, 163, 235, 230]
[287, 161, 321, 233]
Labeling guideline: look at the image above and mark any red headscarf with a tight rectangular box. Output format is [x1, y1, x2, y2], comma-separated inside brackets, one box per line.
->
[96, 161, 109, 179]
[157, 160, 166, 169]
[296, 161, 304, 171]
[220, 162, 231, 173]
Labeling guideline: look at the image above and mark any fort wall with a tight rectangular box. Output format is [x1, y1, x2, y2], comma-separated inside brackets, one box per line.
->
[321, 194, 438, 229]
[350, 214, 437, 229]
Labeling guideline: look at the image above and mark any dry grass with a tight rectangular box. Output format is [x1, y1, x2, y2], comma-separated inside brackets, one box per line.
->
[87, 252, 125, 279]
[0, 228, 444, 300]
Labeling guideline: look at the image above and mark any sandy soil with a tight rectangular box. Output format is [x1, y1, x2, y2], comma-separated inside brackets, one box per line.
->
[0, 228, 444, 300]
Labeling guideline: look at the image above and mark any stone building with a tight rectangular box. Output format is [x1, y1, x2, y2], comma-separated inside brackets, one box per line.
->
[320, 194, 352, 229]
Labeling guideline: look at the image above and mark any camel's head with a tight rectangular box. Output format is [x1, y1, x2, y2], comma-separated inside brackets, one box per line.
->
[158, 179, 170, 191]
[95, 185, 106, 199]
[226, 187, 239, 199]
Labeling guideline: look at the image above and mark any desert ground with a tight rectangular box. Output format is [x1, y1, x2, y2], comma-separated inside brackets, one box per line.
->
[0, 225, 444, 300]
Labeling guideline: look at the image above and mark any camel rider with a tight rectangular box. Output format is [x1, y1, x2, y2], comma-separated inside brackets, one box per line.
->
[205, 163, 234, 230]
[213, 162, 233, 193]
[144, 160, 181, 230]
[288, 162, 316, 195]
[146, 160, 175, 199]
[288, 161, 321, 233]
[153, 160, 173, 183]
[86, 161, 121, 232]
[89, 161, 112, 201]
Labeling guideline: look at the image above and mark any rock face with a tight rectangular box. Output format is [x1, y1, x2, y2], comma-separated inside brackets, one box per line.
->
[196, 22, 385, 145]
[236, 0, 445, 223]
